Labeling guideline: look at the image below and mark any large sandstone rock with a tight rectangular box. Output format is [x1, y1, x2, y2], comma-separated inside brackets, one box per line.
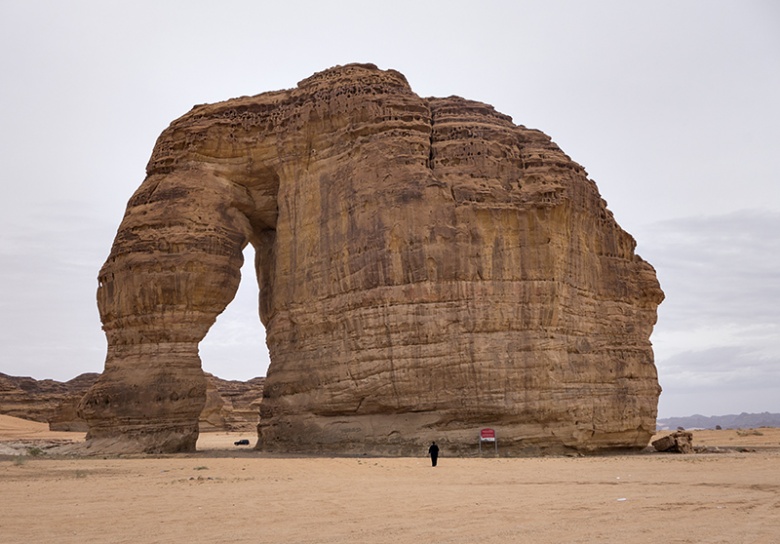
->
[80, 63, 663, 455]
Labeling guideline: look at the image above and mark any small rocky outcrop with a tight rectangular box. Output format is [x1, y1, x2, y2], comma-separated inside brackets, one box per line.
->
[81, 63, 664, 455]
[48, 395, 92, 432]
[200, 375, 265, 432]
[652, 431, 694, 454]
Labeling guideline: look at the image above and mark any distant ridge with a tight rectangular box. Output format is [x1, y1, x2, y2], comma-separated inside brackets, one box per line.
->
[657, 412, 780, 430]
[0, 372, 264, 432]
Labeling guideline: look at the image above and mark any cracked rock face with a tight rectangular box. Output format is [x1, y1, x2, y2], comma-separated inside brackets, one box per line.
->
[79, 64, 663, 455]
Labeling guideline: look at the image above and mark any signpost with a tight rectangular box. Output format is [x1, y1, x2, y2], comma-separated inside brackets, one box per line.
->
[479, 428, 498, 454]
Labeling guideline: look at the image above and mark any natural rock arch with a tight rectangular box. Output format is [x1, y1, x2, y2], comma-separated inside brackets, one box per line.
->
[79, 64, 664, 454]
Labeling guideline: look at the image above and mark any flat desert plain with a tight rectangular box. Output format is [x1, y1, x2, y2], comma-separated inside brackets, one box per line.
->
[1, 415, 779, 544]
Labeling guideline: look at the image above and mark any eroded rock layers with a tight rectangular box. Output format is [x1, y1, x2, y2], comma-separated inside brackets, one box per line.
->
[80, 64, 663, 454]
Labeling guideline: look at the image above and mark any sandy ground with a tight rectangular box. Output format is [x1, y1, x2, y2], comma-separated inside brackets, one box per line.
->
[1, 415, 779, 544]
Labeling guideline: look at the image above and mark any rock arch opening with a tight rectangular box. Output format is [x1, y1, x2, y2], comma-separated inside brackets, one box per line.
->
[199, 246, 271, 382]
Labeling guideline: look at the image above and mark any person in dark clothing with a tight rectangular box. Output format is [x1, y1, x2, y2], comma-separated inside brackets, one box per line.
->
[428, 441, 440, 467]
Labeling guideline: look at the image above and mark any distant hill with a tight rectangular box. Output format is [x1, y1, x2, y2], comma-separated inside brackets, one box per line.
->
[0, 371, 101, 425]
[0, 372, 264, 432]
[657, 412, 780, 430]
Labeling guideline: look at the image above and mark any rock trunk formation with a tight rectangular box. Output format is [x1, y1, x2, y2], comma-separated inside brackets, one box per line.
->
[79, 64, 663, 455]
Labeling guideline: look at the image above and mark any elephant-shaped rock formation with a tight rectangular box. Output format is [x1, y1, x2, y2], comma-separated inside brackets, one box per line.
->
[79, 64, 664, 455]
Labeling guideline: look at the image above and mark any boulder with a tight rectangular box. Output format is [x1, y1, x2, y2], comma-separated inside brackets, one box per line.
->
[79, 63, 664, 454]
[652, 431, 694, 454]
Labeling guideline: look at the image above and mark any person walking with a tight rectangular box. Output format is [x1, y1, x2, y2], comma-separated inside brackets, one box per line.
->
[428, 441, 440, 467]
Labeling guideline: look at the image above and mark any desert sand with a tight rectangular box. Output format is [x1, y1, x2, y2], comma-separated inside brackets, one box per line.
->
[1, 414, 778, 544]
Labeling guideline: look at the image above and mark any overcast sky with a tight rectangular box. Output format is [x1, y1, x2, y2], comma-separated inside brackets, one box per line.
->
[1, 1, 778, 418]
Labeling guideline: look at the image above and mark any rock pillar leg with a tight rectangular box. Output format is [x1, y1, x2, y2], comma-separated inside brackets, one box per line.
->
[79, 170, 252, 453]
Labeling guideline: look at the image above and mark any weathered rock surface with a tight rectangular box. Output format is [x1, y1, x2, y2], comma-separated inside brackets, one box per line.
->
[80, 63, 663, 455]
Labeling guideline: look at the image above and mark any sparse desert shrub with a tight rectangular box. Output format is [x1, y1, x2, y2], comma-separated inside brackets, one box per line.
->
[26, 446, 43, 457]
[736, 429, 764, 437]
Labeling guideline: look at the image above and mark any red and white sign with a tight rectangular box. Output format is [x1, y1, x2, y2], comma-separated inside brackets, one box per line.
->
[480, 428, 496, 441]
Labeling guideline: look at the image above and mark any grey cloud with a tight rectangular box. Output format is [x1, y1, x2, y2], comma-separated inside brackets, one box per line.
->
[639, 210, 780, 328]
[640, 210, 780, 415]
[0, 201, 109, 379]
[661, 346, 780, 392]
[657, 345, 780, 417]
